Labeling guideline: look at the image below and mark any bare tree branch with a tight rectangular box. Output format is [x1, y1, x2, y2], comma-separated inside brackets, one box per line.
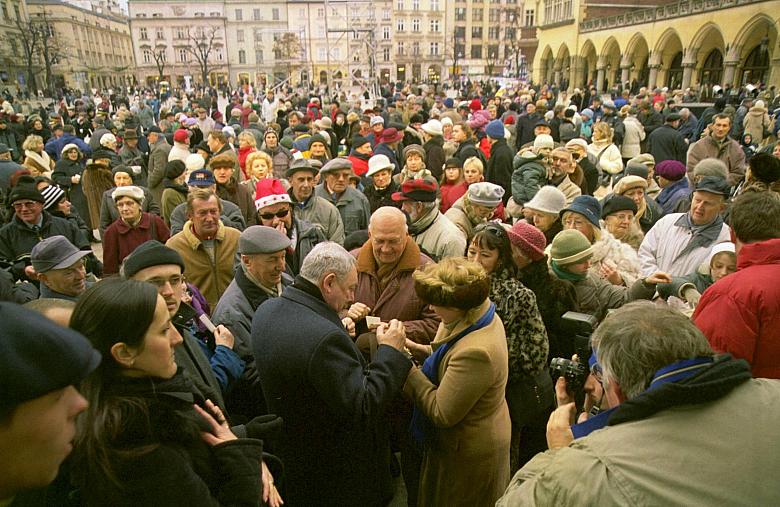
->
[184, 27, 219, 85]
[273, 33, 303, 84]
[153, 44, 167, 82]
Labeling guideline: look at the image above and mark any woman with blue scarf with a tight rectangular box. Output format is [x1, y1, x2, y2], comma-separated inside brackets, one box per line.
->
[404, 258, 511, 506]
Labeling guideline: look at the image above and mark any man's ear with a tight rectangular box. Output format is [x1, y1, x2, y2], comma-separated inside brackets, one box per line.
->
[321, 272, 337, 295]
[110, 342, 137, 368]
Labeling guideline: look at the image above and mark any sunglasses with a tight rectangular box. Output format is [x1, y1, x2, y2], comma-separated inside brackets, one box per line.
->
[259, 208, 290, 220]
[473, 222, 506, 237]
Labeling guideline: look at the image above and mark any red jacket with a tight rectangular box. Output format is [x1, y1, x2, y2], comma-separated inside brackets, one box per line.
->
[103, 212, 170, 275]
[439, 181, 468, 214]
[348, 154, 370, 177]
[693, 238, 780, 379]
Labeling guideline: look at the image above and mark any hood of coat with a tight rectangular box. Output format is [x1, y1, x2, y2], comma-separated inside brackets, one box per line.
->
[747, 105, 767, 115]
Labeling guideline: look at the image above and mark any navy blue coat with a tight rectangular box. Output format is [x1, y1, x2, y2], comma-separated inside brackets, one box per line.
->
[252, 280, 412, 506]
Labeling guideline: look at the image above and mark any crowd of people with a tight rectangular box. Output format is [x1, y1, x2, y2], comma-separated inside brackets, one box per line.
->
[1, 79, 780, 506]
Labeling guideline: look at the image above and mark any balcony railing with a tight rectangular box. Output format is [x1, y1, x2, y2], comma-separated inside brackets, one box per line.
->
[580, 0, 762, 32]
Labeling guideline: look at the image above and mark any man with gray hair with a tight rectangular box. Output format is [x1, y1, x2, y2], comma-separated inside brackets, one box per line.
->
[251, 242, 412, 506]
[498, 302, 780, 506]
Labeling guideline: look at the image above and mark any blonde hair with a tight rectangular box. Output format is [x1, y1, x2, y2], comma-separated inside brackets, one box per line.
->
[592, 122, 613, 143]
[238, 131, 257, 148]
[413, 258, 489, 311]
[22, 134, 44, 152]
[246, 150, 273, 178]
[463, 156, 484, 174]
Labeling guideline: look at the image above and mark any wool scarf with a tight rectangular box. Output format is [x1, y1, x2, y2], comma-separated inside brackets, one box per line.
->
[551, 260, 588, 282]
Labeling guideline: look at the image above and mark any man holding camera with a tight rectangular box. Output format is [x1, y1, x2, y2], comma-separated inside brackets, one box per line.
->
[498, 302, 780, 506]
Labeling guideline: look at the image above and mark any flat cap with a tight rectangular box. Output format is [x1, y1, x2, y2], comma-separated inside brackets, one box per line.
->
[286, 158, 319, 178]
[320, 157, 353, 175]
[31, 235, 90, 273]
[112, 185, 145, 203]
[468, 182, 505, 207]
[239, 225, 292, 254]
[694, 176, 731, 196]
[0, 302, 101, 409]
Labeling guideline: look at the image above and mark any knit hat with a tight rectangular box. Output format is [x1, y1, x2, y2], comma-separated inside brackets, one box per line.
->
[8, 185, 45, 204]
[351, 135, 371, 150]
[613, 175, 648, 195]
[692, 158, 728, 180]
[254, 178, 292, 210]
[628, 153, 655, 169]
[173, 129, 189, 143]
[194, 141, 212, 155]
[485, 119, 505, 139]
[601, 194, 638, 218]
[222, 126, 236, 138]
[112, 185, 144, 204]
[445, 157, 462, 168]
[565, 138, 588, 151]
[370, 116, 384, 127]
[403, 144, 426, 161]
[469, 98, 482, 112]
[165, 160, 187, 180]
[0, 302, 101, 410]
[560, 195, 602, 228]
[123, 240, 185, 278]
[533, 134, 554, 150]
[468, 182, 504, 207]
[40, 185, 66, 211]
[707, 242, 736, 263]
[443, 98, 454, 108]
[264, 128, 279, 140]
[183, 153, 205, 173]
[367, 154, 395, 177]
[550, 229, 593, 265]
[209, 153, 237, 170]
[506, 222, 546, 262]
[421, 119, 443, 136]
[749, 153, 780, 184]
[99, 132, 116, 147]
[60, 143, 80, 156]
[239, 225, 292, 254]
[308, 133, 328, 149]
[320, 157, 353, 175]
[524, 186, 567, 215]
[31, 235, 90, 273]
[580, 108, 594, 119]
[655, 160, 687, 181]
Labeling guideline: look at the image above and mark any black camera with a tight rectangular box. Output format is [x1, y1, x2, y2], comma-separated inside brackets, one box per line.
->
[549, 357, 589, 393]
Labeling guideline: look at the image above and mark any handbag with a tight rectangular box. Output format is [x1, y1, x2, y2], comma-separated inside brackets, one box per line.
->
[505, 368, 555, 427]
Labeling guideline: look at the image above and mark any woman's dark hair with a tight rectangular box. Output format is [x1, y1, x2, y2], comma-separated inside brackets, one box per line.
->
[470, 223, 515, 276]
[70, 278, 163, 490]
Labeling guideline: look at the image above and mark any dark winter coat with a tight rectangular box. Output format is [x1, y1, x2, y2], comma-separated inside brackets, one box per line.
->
[216, 179, 258, 227]
[487, 138, 514, 204]
[52, 157, 92, 229]
[423, 136, 446, 180]
[102, 212, 170, 275]
[363, 180, 401, 213]
[75, 372, 264, 507]
[453, 138, 484, 167]
[511, 154, 548, 206]
[655, 178, 690, 215]
[252, 277, 413, 507]
[647, 124, 688, 164]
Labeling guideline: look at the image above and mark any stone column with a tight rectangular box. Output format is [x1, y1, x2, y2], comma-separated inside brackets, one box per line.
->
[553, 68, 562, 86]
[620, 65, 631, 87]
[648, 64, 661, 89]
[568, 56, 582, 90]
[722, 61, 738, 88]
[681, 63, 695, 90]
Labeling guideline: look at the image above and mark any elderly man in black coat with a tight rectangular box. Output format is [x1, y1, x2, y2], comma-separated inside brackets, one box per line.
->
[252, 242, 412, 506]
[647, 113, 688, 165]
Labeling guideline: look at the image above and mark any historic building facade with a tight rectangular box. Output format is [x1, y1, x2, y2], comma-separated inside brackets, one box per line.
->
[533, 0, 780, 91]
[392, 0, 447, 83]
[0, 0, 32, 91]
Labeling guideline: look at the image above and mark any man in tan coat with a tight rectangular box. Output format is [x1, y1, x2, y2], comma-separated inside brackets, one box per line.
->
[166, 188, 240, 308]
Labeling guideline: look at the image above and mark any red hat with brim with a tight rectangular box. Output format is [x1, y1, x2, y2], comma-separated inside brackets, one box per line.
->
[391, 178, 438, 202]
[379, 128, 403, 144]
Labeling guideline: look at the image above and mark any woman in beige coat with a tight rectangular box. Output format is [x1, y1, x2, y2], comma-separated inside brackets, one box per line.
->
[405, 258, 511, 506]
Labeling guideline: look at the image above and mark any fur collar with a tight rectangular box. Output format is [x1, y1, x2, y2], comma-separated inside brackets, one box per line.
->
[356, 236, 421, 275]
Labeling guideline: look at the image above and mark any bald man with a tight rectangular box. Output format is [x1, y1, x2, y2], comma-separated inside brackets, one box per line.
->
[347, 206, 440, 506]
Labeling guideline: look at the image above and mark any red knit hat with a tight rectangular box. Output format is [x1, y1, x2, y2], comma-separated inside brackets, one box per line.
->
[507, 222, 547, 262]
[173, 128, 189, 144]
[469, 98, 482, 112]
[254, 178, 291, 210]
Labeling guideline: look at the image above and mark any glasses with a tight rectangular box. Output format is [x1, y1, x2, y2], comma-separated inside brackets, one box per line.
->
[13, 201, 40, 209]
[474, 222, 506, 238]
[259, 208, 290, 220]
[590, 363, 603, 384]
[146, 275, 185, 289]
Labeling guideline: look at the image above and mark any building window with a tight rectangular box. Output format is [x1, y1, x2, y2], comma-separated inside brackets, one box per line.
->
[332, 47, 340, 59]
[253, 8, 260, 21]
[505, 27, 516, 39]
[254, 29, 262, 41]
[135, 13, 146, 17]
[383, 47, 390, 61]
[317, 8, 324, 18]
[471, 27, 483, 38]
[489, 8, 500, 22]
[351, 7, 358, 18]
[524, 9, 534, 26]
[210, 11, 220, 16]
[412, 0, 419, 10]
[412, 41, 420, 55]
[455, 8, 466, 21]
[473, 8, 483, 21]
[383, 8, 391, 19]
[383, 26, 390, 39]
[195, 12, 204, 17]
[396, 19, 404, 31]
[237, 29, 244, 42]
[155, 28, 164, 39]
[178, 48, 187, 62]
[318, 47, 326, 60]
[352, 29, 360, 39]
[430, 19, 439, 32]
[176, 27, 185, 39]
[454, 26, 466, 38]
[471, 44, 482, 58]
[412, 18, 419, 32]
[139, 27, 148, 40]
[397, 41, 404, 55]
[272, 8, 279, 20]
[235, 8, 242, 21]
[431, 0, 439, 11]
[488, 44, 499, 59]
[143, 49, 151, 63]
[429, 42, 439, 56]
[256, 50, 263, 63]
[238, 49, 246, 64]
[152, 13, 162, 17]
[488, 27, 499, 39]
[396, 0, 403, 10]
[353, 52, 360, 62]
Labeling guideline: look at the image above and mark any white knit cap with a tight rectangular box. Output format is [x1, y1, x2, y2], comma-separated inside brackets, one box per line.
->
[708, 242, 736, 263]
[185, 153, 206, 172]
[99, 133, 117, 147]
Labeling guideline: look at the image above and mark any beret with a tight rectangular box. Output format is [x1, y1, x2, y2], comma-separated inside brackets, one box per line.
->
[601, 194, 638, 218]
[239, 225, 292, 254]
[468, 182, 505, 207]
[0, 302, 101, 409]
[112, 185, 145, 203]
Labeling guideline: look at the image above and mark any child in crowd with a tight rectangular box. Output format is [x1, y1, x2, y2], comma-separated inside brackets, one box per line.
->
[657, 242, 737, 308]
